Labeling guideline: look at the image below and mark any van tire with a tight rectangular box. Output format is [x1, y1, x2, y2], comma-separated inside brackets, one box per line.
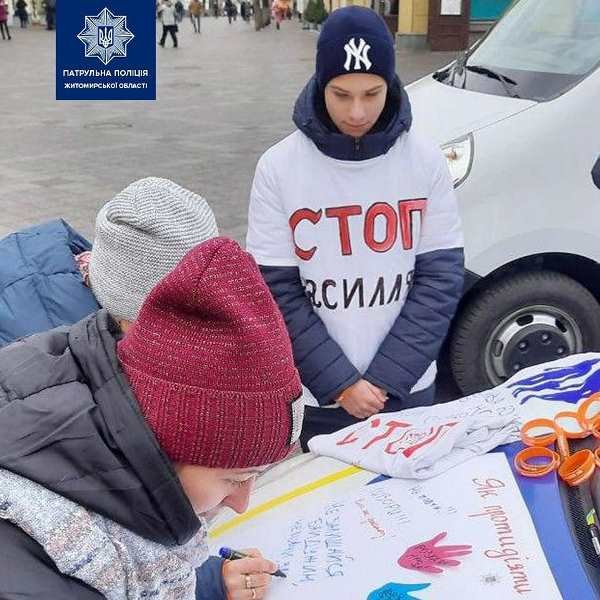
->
[450, 270, 600, 395]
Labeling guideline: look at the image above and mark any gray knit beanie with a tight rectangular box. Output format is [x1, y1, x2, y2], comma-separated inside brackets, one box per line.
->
[89, 177, 219, 322]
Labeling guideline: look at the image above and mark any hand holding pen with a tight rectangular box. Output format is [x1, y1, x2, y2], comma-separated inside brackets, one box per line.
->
[219, 547, 285, 600]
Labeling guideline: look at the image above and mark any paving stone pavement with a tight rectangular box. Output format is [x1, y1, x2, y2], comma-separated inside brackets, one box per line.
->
[0, 18, 460, 242]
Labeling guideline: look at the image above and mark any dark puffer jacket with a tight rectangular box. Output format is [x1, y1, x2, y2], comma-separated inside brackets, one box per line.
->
[0, 311, 224, 599]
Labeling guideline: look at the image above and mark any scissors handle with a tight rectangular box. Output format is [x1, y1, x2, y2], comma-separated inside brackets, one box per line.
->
[514, 446, 560, 478]
[554, 411, 589, 439]
[520, 418, 558, 447]
[578, 393, 600, 429]
[559, 449, 596, 487]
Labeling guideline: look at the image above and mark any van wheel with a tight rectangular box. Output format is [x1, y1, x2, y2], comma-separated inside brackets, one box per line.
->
[450, 270, 600, 395]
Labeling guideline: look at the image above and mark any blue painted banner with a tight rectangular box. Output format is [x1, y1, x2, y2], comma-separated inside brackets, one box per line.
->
[56, 0, 156, 100]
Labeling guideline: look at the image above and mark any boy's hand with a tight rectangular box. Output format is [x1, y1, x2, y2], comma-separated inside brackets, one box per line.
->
[337, 379, 387, 419]
[222, 548, 277, 600]
[364, 381, 388, 403]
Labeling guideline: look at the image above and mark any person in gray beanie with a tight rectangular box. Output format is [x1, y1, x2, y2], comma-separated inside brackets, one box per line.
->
[89, 177, 219, 328]
[0, 177, 219, 347]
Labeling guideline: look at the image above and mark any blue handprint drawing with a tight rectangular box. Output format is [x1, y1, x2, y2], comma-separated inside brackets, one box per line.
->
[367, 582, 431, 600]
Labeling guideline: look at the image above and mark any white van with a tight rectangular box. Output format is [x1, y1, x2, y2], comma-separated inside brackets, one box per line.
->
[407, 0, 600, 395]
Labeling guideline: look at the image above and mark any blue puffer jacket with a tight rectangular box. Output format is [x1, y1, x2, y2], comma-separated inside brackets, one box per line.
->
[0, 220, 100, 347]
[259, 76, 464, 406]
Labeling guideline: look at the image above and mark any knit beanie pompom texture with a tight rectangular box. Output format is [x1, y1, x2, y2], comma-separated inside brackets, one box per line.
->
[316, 6, 396, 89]
[118, 237, 304, 469]
[89, 177, 218, 322]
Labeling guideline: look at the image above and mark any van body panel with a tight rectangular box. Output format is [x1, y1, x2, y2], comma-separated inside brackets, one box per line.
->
[407, 67, 600, 278]
[408, 76, 536, 144]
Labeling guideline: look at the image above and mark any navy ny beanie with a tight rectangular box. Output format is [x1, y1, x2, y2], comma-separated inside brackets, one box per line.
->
[316, 6, 396, 90]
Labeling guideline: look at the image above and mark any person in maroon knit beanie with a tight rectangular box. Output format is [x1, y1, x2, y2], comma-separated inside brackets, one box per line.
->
[0, 236, 303, 600]
[118, 236, 305, 598]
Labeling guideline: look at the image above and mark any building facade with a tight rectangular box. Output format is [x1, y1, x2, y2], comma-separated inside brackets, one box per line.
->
[325, 0, 513, 43]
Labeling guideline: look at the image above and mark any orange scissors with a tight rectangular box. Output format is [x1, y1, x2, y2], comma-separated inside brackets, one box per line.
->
[515, 392, 600, 486]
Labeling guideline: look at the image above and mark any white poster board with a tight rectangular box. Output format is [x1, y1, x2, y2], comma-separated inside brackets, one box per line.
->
[211, 454, 561, 599]
[440, 0, 461, 15]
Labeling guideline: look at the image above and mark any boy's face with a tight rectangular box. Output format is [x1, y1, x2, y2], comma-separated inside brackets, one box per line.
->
[175, 463, 265, 518]
[324, 73, 388, 139]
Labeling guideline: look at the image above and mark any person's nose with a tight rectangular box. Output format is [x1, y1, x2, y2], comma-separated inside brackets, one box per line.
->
[348, 99, 367, 124]
[223, 483, 252, 514]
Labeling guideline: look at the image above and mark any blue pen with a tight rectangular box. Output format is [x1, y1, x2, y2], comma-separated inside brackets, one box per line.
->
[219, 546, 287, 578]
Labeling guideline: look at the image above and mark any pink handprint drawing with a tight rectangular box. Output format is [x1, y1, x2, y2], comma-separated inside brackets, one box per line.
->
[398, 531, 472, 574]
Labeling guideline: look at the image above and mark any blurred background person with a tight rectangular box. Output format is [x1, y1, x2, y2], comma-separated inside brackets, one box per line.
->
[0, 0, 11, 40]
[158, 0, 179, 47]
[15, 0, 28, 28]
[189, 0, 202, 32]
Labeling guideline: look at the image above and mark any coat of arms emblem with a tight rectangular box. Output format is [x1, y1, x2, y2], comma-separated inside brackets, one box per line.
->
[77, 8, 134, 65]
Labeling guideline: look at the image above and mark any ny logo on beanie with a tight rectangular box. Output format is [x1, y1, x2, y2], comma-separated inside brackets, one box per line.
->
[344, 37, 372, 71]
[316, 7, 395, 89]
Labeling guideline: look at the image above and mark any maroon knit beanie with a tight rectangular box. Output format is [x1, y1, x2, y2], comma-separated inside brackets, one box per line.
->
[117, 237, 304, 469]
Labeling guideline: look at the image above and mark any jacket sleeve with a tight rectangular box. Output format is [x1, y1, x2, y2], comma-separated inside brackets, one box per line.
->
[363, 150, 465, 398]
[593, 156, 600, 189]
[260, 266, 361, 405]
[195, 556, 227, 600]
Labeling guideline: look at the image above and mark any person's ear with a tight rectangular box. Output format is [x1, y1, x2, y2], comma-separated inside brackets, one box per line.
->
[118, 319, 133, 333]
